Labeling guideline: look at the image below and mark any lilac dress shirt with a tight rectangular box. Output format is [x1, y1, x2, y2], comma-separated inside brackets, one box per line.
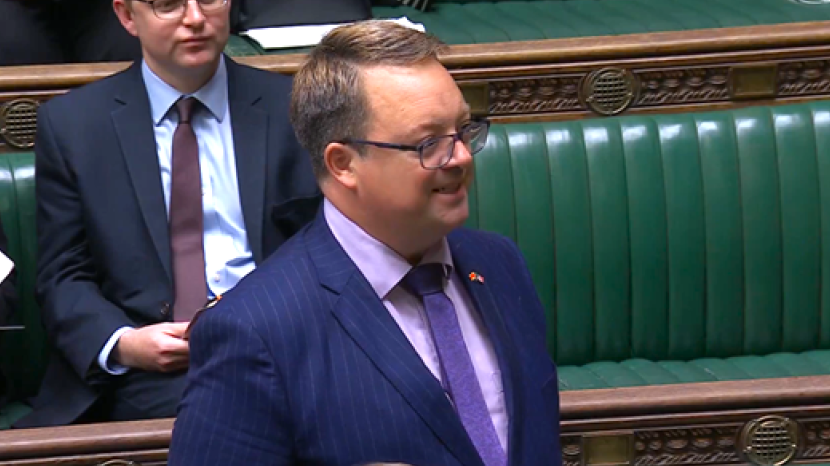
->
[324, 199, 509, 452]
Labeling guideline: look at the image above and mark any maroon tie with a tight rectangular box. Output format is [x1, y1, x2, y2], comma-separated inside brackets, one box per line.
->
[169, 97, 207, 322]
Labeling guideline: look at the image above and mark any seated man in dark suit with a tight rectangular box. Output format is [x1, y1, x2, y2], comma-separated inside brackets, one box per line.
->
[15, 0, 319, 428]
[0, 0, 141, 65]
[170, 20, 561, 466]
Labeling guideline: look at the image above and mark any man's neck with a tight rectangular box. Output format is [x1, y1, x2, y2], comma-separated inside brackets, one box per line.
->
[145, 58, 221, 95]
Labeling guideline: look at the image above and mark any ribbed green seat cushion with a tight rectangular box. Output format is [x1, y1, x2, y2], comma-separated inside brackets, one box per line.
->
[559, 350, 830, 390]
[465, 100, 830, 388]
[371, 0, 830, 44]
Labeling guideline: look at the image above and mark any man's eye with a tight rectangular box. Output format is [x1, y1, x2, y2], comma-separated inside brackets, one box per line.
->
[419, 138, 440, 150]
[155, 0, 181, 12]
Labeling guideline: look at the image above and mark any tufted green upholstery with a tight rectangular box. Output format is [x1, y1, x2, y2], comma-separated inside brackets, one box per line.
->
[0, 153, 42, 428]
[4, 101, 830, 425]
[466, 100, 830, 390]
[373, 0, 830, 43]
[223, 0, 830, 56]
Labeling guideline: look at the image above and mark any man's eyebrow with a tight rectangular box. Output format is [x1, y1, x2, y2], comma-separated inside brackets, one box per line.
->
[409, 107, 474, 135]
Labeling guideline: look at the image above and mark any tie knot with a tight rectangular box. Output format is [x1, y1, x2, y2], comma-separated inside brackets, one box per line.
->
[402, 263, 446, 297]
[176, 97, 198, 124]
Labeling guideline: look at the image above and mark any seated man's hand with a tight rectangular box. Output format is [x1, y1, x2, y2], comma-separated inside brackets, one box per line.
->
[113, 323, 190, 372]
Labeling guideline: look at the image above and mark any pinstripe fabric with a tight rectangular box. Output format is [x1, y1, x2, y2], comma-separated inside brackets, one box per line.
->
[169, 210, 561, 466]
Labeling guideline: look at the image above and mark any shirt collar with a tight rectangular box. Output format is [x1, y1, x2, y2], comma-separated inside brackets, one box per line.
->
[141, 55, 228, 125]
[323, 199, 453, 299]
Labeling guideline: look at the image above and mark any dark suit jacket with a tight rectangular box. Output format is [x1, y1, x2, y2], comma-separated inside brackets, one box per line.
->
[169, 211, 562, 466]
[17, 57, 320, 428]
[230, 0, 371, 31]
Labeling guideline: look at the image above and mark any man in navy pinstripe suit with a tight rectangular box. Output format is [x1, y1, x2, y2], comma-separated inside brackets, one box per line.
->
[169, 20, 561, 466]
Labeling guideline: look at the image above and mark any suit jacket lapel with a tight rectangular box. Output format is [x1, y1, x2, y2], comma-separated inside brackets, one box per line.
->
[306, 214, 484, 466]
[227, 59, 267, 263]
[449, 232, 524, 466]
[111, 63, 172, 282]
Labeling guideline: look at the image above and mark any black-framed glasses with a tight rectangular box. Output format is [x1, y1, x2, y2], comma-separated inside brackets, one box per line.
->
[338, 118, 491, 170]
[133, 0, 228, 20]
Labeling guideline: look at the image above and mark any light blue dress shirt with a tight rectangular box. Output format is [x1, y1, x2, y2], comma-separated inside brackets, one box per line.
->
[98, 57, 256, 374]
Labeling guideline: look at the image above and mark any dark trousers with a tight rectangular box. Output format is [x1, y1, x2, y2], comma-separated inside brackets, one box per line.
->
[0, 0, 141, 65]
[82, 370, 188, 423]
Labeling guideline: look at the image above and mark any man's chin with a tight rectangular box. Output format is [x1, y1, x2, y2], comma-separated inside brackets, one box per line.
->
[176, 49, 221, 70]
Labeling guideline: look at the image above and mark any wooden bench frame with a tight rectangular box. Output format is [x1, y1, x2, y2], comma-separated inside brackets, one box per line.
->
[2, 21, 830, 152]
[3, 376, 830, 465]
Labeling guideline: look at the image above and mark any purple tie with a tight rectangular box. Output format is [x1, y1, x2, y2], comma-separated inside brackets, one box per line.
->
[402, 264, 507, 466]
[169, 97, 207, 322]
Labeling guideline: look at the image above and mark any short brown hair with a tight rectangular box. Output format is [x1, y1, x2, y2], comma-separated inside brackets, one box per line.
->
[289, 20, 447, 179]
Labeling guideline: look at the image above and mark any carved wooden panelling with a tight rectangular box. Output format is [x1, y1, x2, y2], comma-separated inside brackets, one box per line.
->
[635, 68, 730, 107]
[799, 420, 830, 460]
[633, 427, 740, 466]
[489, 77, 582, 115]
[562, 435, 582, 466]
[778, 59, 830, 97]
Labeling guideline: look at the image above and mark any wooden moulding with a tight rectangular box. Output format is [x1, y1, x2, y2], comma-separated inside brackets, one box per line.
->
[0, 418, 173, 463]
[3, 22, 830, 153]
[3, 376, 830, 464]
[3, 20, 830, 89]
[560, 375, 830, 420]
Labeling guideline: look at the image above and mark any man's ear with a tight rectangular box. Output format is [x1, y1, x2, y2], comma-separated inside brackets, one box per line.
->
[113, 0, 140, 37]
[324, 142, 360, 190]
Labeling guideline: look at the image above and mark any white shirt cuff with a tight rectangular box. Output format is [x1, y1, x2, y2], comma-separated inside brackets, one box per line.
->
[98, 326, 133, 375]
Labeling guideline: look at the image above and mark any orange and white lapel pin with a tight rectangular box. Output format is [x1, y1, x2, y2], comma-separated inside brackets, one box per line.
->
[468, 272, 484, 283]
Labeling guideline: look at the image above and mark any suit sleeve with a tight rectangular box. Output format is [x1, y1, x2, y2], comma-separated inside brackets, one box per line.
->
[169, 307, 293, 465]
[0, 215, 16, 325]
[35, 105, 135, 380]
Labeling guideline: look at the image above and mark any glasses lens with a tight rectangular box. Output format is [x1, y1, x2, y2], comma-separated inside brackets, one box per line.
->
[420, 137, 449, 169]
[153, 0, 184, 18]
[199, 0, 226, 11]
[419, 120, 490, 169]
[465, 121, 489, 155]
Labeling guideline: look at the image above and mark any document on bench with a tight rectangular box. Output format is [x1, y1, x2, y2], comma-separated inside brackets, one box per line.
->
[240, 17, 426, 50]
[0, 249, 12, 288]
[0, 250, 21, 331]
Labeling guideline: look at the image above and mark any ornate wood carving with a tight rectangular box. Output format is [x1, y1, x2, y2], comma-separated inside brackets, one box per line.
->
[633, 428, 741, 466]
[489, 77, 582, 115]
[635, 68, 730, 107]
[778, 59, 830, 97]
[798, 420, 830, 460]
[485, 66, 732, 118]
[562, 435, 582, 466]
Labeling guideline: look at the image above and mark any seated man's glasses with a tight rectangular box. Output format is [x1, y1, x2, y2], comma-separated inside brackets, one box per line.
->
[338, 118, 491, 170]
[133, 0, 228, 20]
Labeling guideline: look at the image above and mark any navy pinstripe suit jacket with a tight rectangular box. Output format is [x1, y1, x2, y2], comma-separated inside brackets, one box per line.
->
[168, 211, 561, 466]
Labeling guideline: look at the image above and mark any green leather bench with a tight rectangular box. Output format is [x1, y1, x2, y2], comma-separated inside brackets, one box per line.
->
[0, 153, 41, 429]
[466, 99, 830, 390]
[223, 0, 830, 56]
[3, 100, 830, 429]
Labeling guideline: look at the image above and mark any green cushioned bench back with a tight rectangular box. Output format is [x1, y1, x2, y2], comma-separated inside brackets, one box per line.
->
[0, 152, 47, 403]
[3, 100, 830, 397]
[228, 1, 830, 56]
[369, 0, 830, 45]
[466, 100, 830, 366]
